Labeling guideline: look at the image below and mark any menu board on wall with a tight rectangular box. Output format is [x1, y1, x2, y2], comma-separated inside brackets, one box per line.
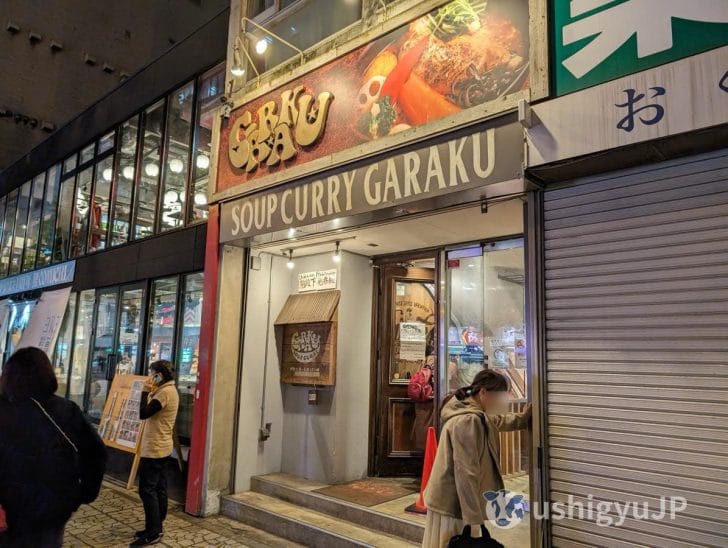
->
[98, 374, 148, 453]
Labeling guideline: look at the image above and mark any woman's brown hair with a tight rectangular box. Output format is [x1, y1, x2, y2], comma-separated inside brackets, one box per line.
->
[442, 368, 510, 409]
[0, 347, 58, 401]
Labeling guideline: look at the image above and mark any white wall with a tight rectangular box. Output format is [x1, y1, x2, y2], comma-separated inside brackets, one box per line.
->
[234, 251, 373, 490]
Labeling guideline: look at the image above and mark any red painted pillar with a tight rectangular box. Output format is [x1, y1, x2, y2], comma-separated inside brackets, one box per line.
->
[185, 204, 220, 515]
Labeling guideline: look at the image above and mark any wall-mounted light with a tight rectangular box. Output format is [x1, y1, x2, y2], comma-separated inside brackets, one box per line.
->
[286, 249, 295, 269]
[255, 37, 269, 55]
[240, 16, 304, 67]
[169, 158, 184, 173]
[332, 241, 341, 263]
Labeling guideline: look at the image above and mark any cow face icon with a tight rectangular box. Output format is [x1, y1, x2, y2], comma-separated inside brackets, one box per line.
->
[484, 489, 526, 529]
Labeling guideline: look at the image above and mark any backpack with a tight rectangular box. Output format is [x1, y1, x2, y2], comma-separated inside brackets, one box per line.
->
[408, 364, 434, 402]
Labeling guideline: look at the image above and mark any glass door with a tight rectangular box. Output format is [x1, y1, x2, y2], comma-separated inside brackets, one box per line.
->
[87, 289, 119, 420]
[117, 285, 146, 375]
[146, 277, 179, 370]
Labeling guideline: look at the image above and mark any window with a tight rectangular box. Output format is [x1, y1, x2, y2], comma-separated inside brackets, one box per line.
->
[112, 116, 139, 246]
[10, 181, 31, 276]
[177, 272, 203, 439]
[63, 153, 77, 174]
[68, 290, 94, 409]
[37, 164, 61, 268]
[53, 175, 75, 263]
[133, 100, 165, 240]
[90, 154, 114, 252]
[23, 173, 45, 272]
[54, 292, 77, 397]
[0, 189, 18, 277]
[160, 82, 194, 232]
[245, 0, 362, 77]
[146, 277, 178, 369]
[0, 196, 6, 276]
[79, 143, 95, 166]
[191, 67, 224, 222]
[117, 287, 145, 375]
[71, 167, 93, 258]
[88, 290, 118, 419]
[98, 131, 115, 155]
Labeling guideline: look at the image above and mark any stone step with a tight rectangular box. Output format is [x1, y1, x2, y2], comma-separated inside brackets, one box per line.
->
[250, 474, 425, 544]
[221, 491, 419, 548]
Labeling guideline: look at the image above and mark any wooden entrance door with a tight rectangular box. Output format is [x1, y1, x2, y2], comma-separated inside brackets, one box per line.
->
[371, 254, 438, 476]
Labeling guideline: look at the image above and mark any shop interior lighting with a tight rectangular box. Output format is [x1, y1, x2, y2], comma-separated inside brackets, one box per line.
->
[102, 167, 113, 182]
[122, 166, 135, 180]
[169, 158, 184, 173]
[332, 241, 341, 263]
[144, 162, 159, 177]
[286, 249, 295, 269]
[196, 154, 210, 170]
[240, 16, 304, 66]
[194, 192, 208, 206]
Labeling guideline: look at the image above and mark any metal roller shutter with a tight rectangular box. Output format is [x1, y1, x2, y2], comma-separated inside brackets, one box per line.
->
[542, 149, 728, 547]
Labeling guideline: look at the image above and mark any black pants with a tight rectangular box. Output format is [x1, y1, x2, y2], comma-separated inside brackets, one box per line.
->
[0, 527, 64, 547]
[138, 457, 168, 536]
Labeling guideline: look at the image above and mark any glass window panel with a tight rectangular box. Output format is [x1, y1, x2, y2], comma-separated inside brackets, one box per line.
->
[63, 153, 77, 174]
[88, 291, 118, 419]
[147, 277, 178, 370]
[0, 189, 18, 276]
[53, 175, 75, 263]
[69, 290, 94, 409]
[79, 142, 95, 165]
[191, 67, 224, 222]
[5, 300, 35, 358]
[89, 156, 113, 252]
[111, 115, 139, 246]
[161, 81, 194, 232]
[389, 279, 436, 383]
[133, 100, 165, 240]
[71, 167, 93, 257]
[53, 292, 77, 397]
[22, 173, 45, 272]
[117, 288, 144, 375]
[0, 196, 6, 275]
[98, 131, 115, 155]
[10, 181, 32, 275]
[177, 272, 203, 439]
[248, 0, 275, 17]
[37, 163, 61, 268]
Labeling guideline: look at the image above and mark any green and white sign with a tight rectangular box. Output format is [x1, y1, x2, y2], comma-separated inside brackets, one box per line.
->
[553, 0, 728, 95]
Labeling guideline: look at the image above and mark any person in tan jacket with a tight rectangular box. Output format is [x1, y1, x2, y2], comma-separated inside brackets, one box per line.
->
[132, 360, 179, 546]
[423, 369, 531, 547]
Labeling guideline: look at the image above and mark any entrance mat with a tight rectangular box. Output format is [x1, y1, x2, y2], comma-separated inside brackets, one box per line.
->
[314, 479, 418, 507]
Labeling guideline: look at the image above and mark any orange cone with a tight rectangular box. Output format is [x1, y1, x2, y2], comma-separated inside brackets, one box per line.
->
[406, 426, 437, 515]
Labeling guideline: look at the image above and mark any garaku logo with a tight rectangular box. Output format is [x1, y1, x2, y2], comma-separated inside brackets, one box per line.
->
[291, 330, 322, 363]
[228, 86, 334, 173]
[484, 489, 527, 529]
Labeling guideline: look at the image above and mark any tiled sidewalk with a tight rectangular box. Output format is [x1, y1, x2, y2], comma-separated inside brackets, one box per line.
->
[63, 484, 300, 547]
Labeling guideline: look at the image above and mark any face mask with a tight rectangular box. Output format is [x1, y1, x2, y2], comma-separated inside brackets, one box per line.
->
[152, 373, 164, 386]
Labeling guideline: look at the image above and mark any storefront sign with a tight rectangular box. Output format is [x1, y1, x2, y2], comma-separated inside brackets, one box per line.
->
[527, 46, 728, 166]
[553, 1, 728, 95]
[17, 286, 72, 354]
[221, 123, 522, 241]
[298, 270, 338, 293]
[399, 322, 427, 362]
[217, 0, 530, 195]
[0, 261, 75, 297]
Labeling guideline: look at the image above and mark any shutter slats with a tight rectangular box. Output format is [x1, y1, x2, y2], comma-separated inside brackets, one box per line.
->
[544, 152, 728, 546]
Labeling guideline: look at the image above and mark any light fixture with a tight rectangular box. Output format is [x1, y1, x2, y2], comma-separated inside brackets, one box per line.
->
[169, 158, 184, 173]
[332, 241, 341, 263]
[231, 63, 245, 77]
[145, 162, 159, 177]
[287, 227, 296, 238]
[255, 37, 268, 55]
[196, 154, 210, 170]
[164, 190, 178, 204]
[194, 192, 208, 206]
[231, 41, 246, 77]
[122, 166, 135, 180]
[286, 249, 295, 269]
[102, 167, 112, 182]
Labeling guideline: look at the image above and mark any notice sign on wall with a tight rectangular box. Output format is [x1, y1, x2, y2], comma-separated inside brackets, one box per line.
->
[298, 269, 338, 293]
[399, 322, 427, 362]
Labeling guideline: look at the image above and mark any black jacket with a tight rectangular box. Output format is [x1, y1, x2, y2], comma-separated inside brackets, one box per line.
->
[0, 394, 107, 534]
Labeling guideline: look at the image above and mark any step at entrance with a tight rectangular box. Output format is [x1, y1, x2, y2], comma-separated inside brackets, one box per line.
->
[221, 474, 425, 547]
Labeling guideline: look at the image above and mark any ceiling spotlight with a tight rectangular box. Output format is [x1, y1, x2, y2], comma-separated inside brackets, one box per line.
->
[255, 38, 268, 55]
[286, 249, 295, 269]
[102, 167, 113, 182]
[333, 241, 341, 263]
[196, 154, 210, 170]
[169, 158, 184, 173]
[145, 162, 159, 177]
[122, 166, 135, 180]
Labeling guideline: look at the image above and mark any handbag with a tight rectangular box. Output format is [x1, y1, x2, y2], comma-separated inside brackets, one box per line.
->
[447, 525, 504, 548]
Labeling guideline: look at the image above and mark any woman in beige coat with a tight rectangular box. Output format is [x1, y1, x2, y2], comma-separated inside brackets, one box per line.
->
[423, 369, 531, 547]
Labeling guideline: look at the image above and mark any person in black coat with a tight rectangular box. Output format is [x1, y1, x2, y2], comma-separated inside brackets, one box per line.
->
[0, 347, 107, 547]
